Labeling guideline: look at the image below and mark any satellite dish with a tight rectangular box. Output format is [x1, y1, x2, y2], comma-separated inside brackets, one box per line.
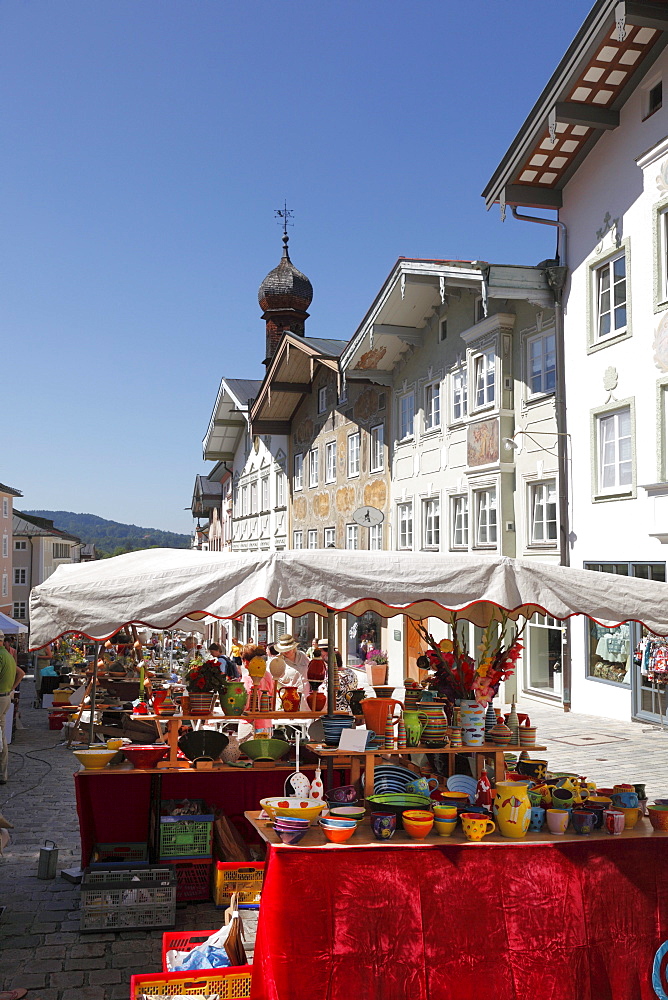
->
[352, 506, 384, 527]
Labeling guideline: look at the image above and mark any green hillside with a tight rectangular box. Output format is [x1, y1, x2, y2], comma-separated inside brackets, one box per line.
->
[25, 510, 191, 557]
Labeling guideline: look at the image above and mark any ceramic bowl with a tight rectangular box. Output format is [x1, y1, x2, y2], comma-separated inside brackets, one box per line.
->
[324, 785, 358, 804]
[261, 797, 324, 823]
[654, 799, 668, 807]
[402, 809, 434, 839]
[649, 807, 668, 831]
[121, 745, 169, 770]
[178, 729, 230, 762]
[328, 806, 367, 822]
[432, 803, 458, 820]
[434, 817, 457, 837]
[366, 794, 432, 828]
[319, 817, 357, 828]
[240, 738, 290, 762]
[618, 805, 641, 829]
[322, 824, 356, 843]
[277, 827, 309, 845]
[72, 749, 119, 770]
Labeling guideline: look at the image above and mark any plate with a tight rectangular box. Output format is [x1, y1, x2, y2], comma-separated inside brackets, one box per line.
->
[446, 774, 478, 802]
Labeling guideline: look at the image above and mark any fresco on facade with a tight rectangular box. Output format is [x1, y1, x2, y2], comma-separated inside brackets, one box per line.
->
[313, 493, 330, 518]
[364, 480, 387, 509]
[467, 418, 499, 467]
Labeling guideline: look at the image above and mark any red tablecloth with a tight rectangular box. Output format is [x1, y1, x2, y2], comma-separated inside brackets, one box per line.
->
[251, 838, 668, 1000]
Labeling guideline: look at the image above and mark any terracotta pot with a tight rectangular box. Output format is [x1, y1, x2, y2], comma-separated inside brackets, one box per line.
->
[366, 662, 387, 687]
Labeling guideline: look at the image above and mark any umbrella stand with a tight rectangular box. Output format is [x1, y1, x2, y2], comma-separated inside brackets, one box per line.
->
[87, 643, 101, 746]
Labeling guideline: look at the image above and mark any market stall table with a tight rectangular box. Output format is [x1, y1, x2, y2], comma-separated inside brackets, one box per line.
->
[247, 810, 668, 1000]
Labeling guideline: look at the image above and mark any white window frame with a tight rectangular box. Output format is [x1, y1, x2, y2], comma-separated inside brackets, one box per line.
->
[307, 529, 318, 549]
[13, 568, 26, 585]
[422, 497, 440, 551]
[474, 488, 497, 548]
[250, 481, 258, 515]
[14, 540, 27, 550]
[369, 524, 383, 550]
[659, 206, 668, 307]
[451, 495, 469, 550]
[1, 574, 7, 598]
[345, 523, 359, 550]
[370, 424, 384, 473]
[2, 534, 8, 559]
[293, 530, 304, 549]
[452, 365, 468, 423]
[276, 469, 286, 506]
[261, 476, 269, 511]
[318, 386, 328, 414]
[347, 432, 360, 478]
[527, 331, 556, 398]
[528, 480, 558, 546]
[593, 253, 627, 342]
[424, 382, 441, 432]
[397, 502, 413, 551]
[325, 441, 337, 484]
[2, 498, 8, 518]
[13, 601, 26, 620]
[309, 448, 319, 488]
[293, 453, 304, 491]
[399, 392, 415, 441]
[473, 348, 495, 410]
[324, 527, 336, 548]
[241, 485, 249, 516]
[596, 405, 634, 496]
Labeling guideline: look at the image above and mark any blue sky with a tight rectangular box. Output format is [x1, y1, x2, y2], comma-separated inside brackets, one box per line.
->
[3, 0, 591, 533]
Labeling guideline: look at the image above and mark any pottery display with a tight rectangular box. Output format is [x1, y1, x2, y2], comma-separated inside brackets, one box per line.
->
[546, 808, 569, 835]
[360, 698, 403, 739]
[418, 700, 448, 745]
[405, 776, 439, 796]
[220, 732, 242, 764]
[461, 812, 496, 842]
[321, 713, 357, 747]
[189, 692, 215, 716]
[493, 781, 531, 839]
[612, 791, 639, 809]
[603, 809, 625, 835]
[529, 806, 545, 831]
[402, 809, 434, 839]
[403, 682, 421, 711]
[366, 793, 432, 828]
[403, 710, 428, 748]
[119, 745, 168, 770]
[459, 699, 485, 746]
[344, 689, 366, 717]
[261, 797, 324, 823]
[517, 758, 548, 782]
[434, 816, 458, 837]
[324, 784, 358, 804]
[73, 748, 120, 770]
[586, 796, 612, 829]
[433, 803, 458, 821]
[649, 806, 668, 831]
[617, 805, 640, 829]
[241, 738, 290, 762]
[447, 726, 463, 746]
[306, 690, 327, 712]
[220, 680, 247, 717]
[329, 805, 366, 822]
[488, 720, 512, 745]
[572, 810, 596, 835]
[507, 697, 520, 746]
[178, 729, 229, 762]
[484, 701, 497, 739]
[519, 726, 537, 747]
[551, 787, 574, 810]
[371, 812, 396, 840]
[278, 685, 301, 713]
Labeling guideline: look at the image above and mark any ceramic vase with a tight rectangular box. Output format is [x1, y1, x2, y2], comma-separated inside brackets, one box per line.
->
[344, 689, 366, 717]
[507, 697, 520, 746]
[397, 717, 407, 749]
[403, 685, 421, 711]
[384, 713, 395, 749]
[306, 690, 326, 712]
[189, 692, 215, 716]
[360, 698, 403, 739]
[460, 699, 485, 746]
[403, 710, 428, 748]
[221, 732, 241, 763]
[419, 701, 448, 745]
[484, 701, 496, 738]
[220, 680, 248, 717]
[489, 720, 512, 745]
[493, 780, 531, 839]
[278, 685, 301, 713]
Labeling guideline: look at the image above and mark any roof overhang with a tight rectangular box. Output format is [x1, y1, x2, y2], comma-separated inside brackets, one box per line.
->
[483, 0, 668, 211]
[202, 379, 250, 462]
[249, 333, 340, 427]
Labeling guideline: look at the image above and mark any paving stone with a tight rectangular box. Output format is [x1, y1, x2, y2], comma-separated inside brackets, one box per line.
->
[70, 943, 106, 958]
[50, 969, 86, 988]
[87, 968, 123, 985]
[7, 972, 47, 989]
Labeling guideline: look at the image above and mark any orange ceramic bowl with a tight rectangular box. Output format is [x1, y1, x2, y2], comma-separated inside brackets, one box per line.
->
[402, 809, 434, 839]
[322, 824, 356, 844]
[648, 807, 668, 832]
[619, 805, 640, 829]
[439, 791, 469, 809]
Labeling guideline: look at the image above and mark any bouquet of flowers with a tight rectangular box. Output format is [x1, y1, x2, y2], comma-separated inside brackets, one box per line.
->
[186, 658, 225, 694]
[415, 614, 524, 705]
[365, 649, 388, 664]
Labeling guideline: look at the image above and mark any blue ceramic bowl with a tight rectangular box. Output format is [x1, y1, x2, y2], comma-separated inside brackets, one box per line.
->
[277, 827, 309, 845]
[321, 714, 357, 747]
[320, 817, 357, 828]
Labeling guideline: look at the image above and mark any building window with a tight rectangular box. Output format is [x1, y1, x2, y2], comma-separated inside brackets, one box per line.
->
[14, 540, 26, 550]
[452, 366, 468, 422]
[261, 476, 269, 511]
[646, 80, 663, 118]
[309, 448, 319, 488]
[399, 393, 414, 440]
[397, 502, 413, 550]
[439, 319, 447, 342]
[338, 380, 348, 404]
[346, 524, 359, 550]
[250, 481, 258, 515]
[347, 432, 360, 478]
[529, 480, 557, 544]
[2, 498, 7, 518]
[318, 386, 328, 414]
[293, 453, 303, 491]
[307, 529, 318, 549]
[1, 574, 6, 598]
[451, 495, 469, 549]
[13, 568, 26, 585]
[527, 331, 556, 397]
[597, 406, 633, 494]
[324, 527, 335, 548]
[2, 534, 8, 559]
[369, 524, 383, 550]
[595, 254, 627, 340]
[13, 602, 26, 619]
[276, 470, 286, 506]
[241, 485, 249, 516]
[325, 441, 337, 484]
[293, 530, 303, 549]
[525, 614, 563, 698]
[370, 424, 384, 473]
[473, 349, 495, 409]
[475, 488, 497, 547]
[422, 497, 440, 550]
[424, 383, 441, 431]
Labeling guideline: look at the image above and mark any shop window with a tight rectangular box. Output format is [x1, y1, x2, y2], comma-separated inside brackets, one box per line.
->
[324, 527, 335, 548]
[452, 366, 468, 422]
[325, 441, 336, 484]
[473, 350, 495, 409]
[422, 497, 440, 550]
[370, 424, 384, 473]
[369, 524, 383, 550]
[424, 383, 441, 431]
[397, 502, 413, 550]
[347, 432, 360, 478]
[293, 530, 303, 550]
[451, 495, 468, 549]
[399, 393, 414, 441]
[527, 331, 556, 397]
[293, 453, 303, 491]
[529, 480, 557, 545]
[309, 448, 318, 489]
[525, 614, 563, 697]
[307, 529, 318, 549]
[474, 488, 497, 547]
[346, 524, 359, 550]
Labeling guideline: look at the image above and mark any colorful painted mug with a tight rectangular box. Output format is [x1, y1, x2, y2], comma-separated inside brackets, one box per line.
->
[603, 809, 625, 835]
[405, 776, 440, 796]
[546, 809, 569, 835]
[572, 810, 595, 835]
[371, 812, 396, 840]
[529, 806, 545, 831]
[461, 812, 496, 842]
[552, 788, 574, 810]
[612, 791, 639, 809]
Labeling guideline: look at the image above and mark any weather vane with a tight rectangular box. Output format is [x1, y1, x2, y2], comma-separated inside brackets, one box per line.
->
[275, 202, 294, 254]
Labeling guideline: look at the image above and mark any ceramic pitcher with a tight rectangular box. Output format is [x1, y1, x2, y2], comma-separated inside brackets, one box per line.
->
[345, 689, 367, 717]
[402, 710, 428, 747]
[360, 698, 404, 738]
[278, 685, 301, 713]
[493, 781, 531, 839]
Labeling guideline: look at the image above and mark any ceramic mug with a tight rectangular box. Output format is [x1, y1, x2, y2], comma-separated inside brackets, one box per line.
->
[633, 783, 646, 801]
[461, 812, 496, 842]
[552, 788, 574, 810]
[434, 817, 458, 838]
[571, 810, 595, 835]
[587, 796, 612, 829]
[405, 776, 439, 796]
[433, 803, 458, 821]
[370, 812, 396, 841]
[618, 806, 640, 829]
[603, 809, 625, 835]
[612, 791, 639, 809]
[529, 806, 545, 832]
[546, 808, 569, 835]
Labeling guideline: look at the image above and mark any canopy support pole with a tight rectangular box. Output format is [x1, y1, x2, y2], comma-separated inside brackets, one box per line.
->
[327, 609, 336, 713]
[87, 643, 100, 746]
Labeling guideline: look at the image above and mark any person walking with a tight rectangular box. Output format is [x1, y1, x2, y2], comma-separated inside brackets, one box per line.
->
[0, 630, 25, 784]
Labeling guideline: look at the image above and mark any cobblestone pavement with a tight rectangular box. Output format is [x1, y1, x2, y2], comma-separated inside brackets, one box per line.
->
[1, 680, 667, 998]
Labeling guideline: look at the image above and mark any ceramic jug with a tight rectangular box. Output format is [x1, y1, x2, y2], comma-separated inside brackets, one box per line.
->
[360, 698, 404, 738]
[345, 689, 367, 717]
[278, 685, 301, 713]
[493, 781, 531, 839]
[418, 700, 448, 745]
[402, 710, 428, 748]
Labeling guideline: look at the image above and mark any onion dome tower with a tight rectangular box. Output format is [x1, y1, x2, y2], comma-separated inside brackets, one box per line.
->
[258, 211, 313, 365]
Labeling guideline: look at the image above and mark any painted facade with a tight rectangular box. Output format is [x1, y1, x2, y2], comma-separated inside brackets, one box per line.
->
[0, 483, 22, 617]
[12, 511, 82, 627]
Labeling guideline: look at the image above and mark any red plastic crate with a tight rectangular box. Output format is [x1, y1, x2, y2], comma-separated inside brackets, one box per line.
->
[161, 929, 220, 971]
[168, 859, 212, 903]
[130, 967, 251, 998]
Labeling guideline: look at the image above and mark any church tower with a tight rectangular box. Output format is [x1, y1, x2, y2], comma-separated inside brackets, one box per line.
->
[258, 212, 313, 365]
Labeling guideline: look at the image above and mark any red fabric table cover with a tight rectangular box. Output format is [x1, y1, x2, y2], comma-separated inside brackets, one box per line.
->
[251, 838, 668, 1000]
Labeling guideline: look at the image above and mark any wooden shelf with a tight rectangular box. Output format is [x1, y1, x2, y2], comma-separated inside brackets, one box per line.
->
[141, 711, 325, 722]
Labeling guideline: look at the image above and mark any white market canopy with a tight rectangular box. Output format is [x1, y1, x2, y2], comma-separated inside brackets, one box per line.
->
[28, 548, 668, 649]
[0, 611, 28, 635]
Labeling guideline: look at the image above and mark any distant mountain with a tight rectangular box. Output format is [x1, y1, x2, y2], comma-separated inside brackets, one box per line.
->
[25, 510, 191, 557]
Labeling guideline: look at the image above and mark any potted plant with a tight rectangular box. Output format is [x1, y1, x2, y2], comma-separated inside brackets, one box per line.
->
[186, 657, 226, 716]
[365, 649, 388, 687]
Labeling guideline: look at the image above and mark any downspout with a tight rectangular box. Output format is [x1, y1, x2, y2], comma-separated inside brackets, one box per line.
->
[510, 207, 572, 711]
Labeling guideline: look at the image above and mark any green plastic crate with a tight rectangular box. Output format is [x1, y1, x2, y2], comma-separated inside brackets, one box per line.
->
[158, 801, 213, 860]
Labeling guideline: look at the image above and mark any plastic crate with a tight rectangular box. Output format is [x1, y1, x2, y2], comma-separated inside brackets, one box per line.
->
[161, 929, 225, 971]
[159, 801, 214, 860]
[213, 861, 265, 909]
[80, 865, 176, 933]
[90, 842, 149, 869]
[168, 858, 211, 902]
[130, 967, 251, 998]
[48, 710, 71, 730]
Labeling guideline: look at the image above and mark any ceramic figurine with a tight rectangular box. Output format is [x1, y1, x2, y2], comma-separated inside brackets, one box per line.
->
[384, 713, 395, 749]
[397, 717, 407, 749]
[507, 697, 520, 746]
[475, 764, 493, 810]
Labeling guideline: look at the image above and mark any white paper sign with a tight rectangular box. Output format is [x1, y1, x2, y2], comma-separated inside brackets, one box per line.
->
[338, 728, 369, 752]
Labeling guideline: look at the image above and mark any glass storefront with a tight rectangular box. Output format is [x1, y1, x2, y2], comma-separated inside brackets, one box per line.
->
[525, 614, 563, 698]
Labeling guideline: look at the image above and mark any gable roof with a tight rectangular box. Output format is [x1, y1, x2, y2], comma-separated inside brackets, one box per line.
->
[13, 510, 81, 543]
[483, 0, 668, 210]
[202, 377, 263, 462]
[0, 483, 22, 497]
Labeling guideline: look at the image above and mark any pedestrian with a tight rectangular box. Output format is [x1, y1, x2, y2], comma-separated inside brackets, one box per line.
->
[0, 630, 25, 784]
[274, 634, 310, 708]
[208, 642, 240, 680]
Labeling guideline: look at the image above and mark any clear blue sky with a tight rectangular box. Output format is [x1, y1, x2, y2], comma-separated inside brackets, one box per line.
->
[3, 0, 591, 534]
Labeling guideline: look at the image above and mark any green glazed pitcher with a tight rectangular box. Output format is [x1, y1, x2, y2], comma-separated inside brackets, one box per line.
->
[402, 710, 428, 748]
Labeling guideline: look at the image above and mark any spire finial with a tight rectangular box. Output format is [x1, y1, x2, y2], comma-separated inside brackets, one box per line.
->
[275, 201, 294, 259]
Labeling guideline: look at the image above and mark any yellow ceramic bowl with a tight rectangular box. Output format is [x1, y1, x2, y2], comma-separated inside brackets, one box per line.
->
[72, 749, 118, 770]
[434, 817, 457, 837]
[261, 797, 324, 823]
[106, 738, 125, 751]
[619, 805, 640, 829]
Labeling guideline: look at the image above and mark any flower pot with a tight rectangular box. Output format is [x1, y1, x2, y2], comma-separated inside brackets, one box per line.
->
[188, 692, 215, 716]
[220, 680, 248, 717]
[460, 699, 485, 746]
[366, 662, 387, 687]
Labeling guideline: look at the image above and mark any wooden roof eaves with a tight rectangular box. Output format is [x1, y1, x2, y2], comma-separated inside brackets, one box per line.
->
[250, 333, 338, 424]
